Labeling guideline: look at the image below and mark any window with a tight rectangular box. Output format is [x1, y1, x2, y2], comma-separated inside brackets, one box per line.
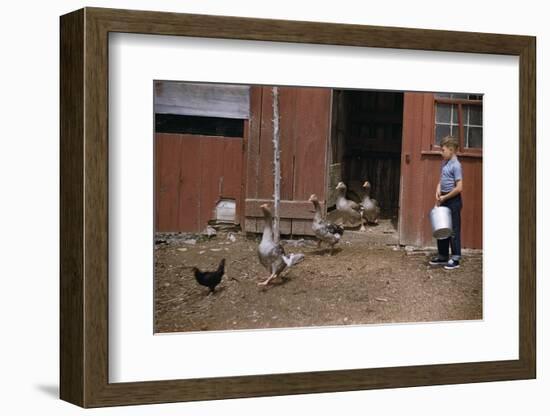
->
[434, 93, 483, 151]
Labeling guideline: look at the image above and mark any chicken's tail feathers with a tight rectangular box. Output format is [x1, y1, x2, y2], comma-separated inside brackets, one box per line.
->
[216, 258, 226, 274]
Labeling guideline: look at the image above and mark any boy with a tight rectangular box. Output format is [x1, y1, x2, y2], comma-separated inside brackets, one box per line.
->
[429, 136, 463, 270]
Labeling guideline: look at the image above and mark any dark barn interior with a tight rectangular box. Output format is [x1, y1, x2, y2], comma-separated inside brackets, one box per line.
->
[329, 90, 404, 221]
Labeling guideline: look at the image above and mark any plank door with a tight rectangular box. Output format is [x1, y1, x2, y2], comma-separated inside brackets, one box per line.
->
[244, 86, 332, 235]
[155, 133, 244, 233]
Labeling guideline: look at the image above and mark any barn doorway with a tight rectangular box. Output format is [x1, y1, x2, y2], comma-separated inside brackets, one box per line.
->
[327, 89, 404, 242]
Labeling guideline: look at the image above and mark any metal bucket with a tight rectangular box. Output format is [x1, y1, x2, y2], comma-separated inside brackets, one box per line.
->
[429, 206, 452, 239]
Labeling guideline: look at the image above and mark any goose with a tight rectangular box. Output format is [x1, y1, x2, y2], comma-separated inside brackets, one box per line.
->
[257, 204, 289, 286]
[308, 194, 344, 255]
[335, 182, 363, 226]
[361, 181, 381, 227]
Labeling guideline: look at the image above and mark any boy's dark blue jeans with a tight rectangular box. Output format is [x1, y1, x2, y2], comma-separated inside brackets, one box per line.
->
[437, 193, 462, 261]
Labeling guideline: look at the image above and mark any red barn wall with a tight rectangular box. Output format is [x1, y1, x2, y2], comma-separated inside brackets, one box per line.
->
[400, 92, 483, 249]
[155, 133, 244, 232]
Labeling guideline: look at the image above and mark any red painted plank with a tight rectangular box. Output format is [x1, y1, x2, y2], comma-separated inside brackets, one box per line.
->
[156, 134, 182, 232]
[460, 157, 483, 248]
[257, 87, 275, 199]
[177, 135, 201, 232]
[154, 135, 161, 230]
[238, 120, 250, 226]
[293, 88, 331, 201]
[245, 87, 263, 200]
[222, 138, 244, 197]
[199, 136, 226, 228]
[420, 94, 439, 246]
[278, 87, 297, 200]
[400, 93, 425, 246]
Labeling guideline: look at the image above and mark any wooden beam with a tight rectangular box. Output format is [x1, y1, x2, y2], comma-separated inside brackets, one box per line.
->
[245, 199, 322, 220]
[154, 81, 250, 119]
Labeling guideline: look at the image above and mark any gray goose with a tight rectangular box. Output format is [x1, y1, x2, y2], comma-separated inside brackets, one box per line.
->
[361, 180, 381, 228]
[309, 194, 344, 255]
[256, 204, 303, 286]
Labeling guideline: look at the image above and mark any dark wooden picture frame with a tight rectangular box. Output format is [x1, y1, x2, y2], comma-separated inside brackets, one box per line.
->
[60, 7, 536, 408]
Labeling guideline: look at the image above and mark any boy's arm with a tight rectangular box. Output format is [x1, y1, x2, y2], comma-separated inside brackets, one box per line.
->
[435, 182, 441, 200]
[440, 179, 463, 201]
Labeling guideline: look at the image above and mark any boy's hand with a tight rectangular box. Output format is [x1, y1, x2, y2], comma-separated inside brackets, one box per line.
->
[435, 189, 441, 204]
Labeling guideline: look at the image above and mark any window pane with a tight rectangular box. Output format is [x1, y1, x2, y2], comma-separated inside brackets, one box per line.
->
[466, 126, 483, 148]
[435, 124, 450, 145]
[450, 124, 459, 138]
[435, 92, 452, 98]
[435, 103, 450, 123]
[468, 105, 482, 126]
[435, 103, 458, 124]
[468, 94, 483, 100]
[462, 105, 469, 125]
[450, 93, 468, 99]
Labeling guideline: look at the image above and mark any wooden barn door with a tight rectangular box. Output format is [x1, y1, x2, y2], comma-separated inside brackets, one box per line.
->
[399, 93, 433, 247]
[244, 86, 332, 235]
[400, 92, 483, 249]
[155, 133, 244, 232]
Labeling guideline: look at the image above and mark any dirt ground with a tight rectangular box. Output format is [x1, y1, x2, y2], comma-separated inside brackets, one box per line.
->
[154, 223, 482, 333]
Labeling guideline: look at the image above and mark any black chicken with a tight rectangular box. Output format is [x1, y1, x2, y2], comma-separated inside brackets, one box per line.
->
[193, 258, 225, 294]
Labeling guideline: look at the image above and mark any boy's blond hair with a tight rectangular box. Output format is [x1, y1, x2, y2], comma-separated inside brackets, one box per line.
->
[441, 135, 459, 151]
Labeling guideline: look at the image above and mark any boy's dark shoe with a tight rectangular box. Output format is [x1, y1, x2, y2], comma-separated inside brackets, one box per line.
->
[444, 259, 460, 270]
[429, 256, 448, 266]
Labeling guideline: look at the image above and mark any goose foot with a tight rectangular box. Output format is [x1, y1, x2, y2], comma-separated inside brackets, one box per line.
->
[258, 273, 276, 286]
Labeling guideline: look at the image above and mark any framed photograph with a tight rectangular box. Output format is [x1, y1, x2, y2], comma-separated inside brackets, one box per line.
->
[60, 7, 536, 408]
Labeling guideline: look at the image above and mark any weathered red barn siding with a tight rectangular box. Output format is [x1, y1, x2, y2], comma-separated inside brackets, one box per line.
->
[244, 86, 332, 235]
[155, 133, 244, 232]
[400, 92, 483, 249]
[154, 86, 482, 247]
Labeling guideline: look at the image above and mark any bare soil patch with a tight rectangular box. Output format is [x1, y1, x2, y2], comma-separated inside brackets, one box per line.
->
[154, 227, 482, 333]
